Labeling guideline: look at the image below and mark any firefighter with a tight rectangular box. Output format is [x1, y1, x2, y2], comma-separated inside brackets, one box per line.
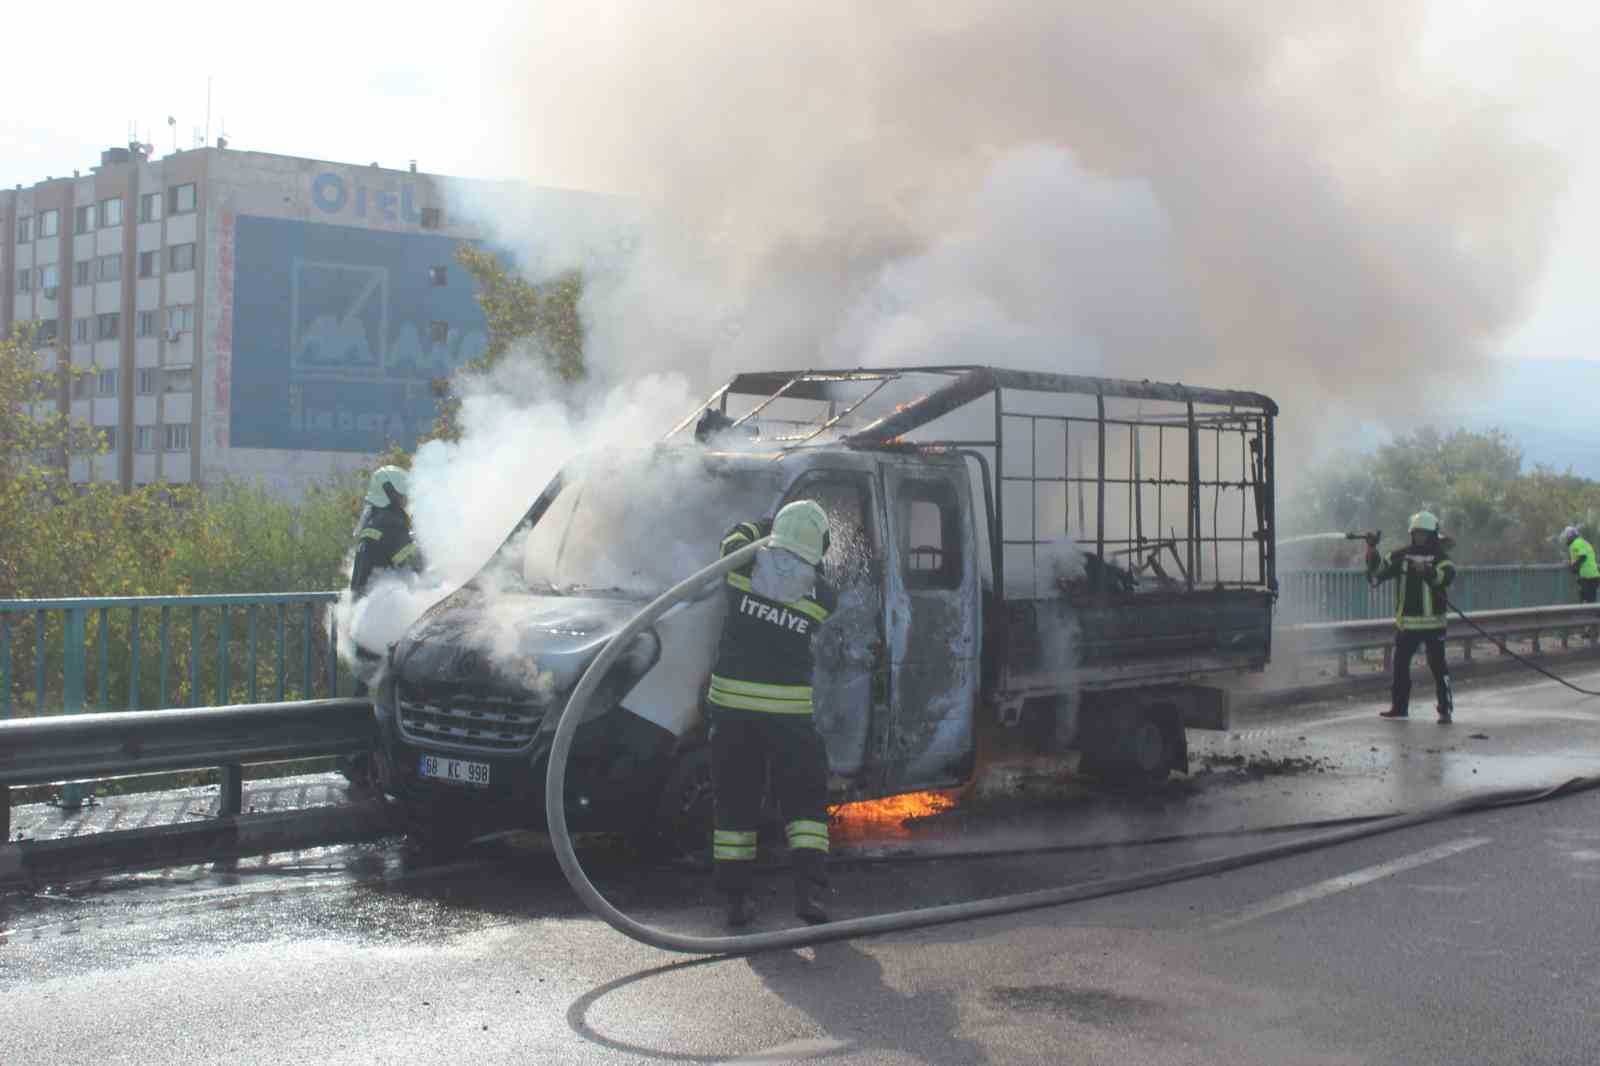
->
[1366, 511, 1457, 723]
[342, 466, 421, 788]
[708, 499, 836, 928]
[351, 465, 422, 602]
[1560, 526, 1599, 604]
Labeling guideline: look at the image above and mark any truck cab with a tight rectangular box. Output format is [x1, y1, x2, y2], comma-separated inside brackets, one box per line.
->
[372, 366, 1276, 849]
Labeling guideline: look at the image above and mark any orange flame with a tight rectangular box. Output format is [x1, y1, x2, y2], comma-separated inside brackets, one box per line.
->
[830, 790, 958, 838]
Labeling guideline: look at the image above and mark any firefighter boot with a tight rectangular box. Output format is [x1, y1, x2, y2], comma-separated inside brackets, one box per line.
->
[792, 848, 830, 925]
[726, 893, 756, 929]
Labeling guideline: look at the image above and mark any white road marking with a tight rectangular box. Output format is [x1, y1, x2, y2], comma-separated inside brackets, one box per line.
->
[1211, 835, 1492, 931]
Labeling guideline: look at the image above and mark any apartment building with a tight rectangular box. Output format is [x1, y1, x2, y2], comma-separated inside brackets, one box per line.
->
[1, 146, 491, 497]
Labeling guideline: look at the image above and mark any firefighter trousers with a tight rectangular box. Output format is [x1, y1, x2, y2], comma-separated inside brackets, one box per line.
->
[1392, 629, 1452, 715]
[709, 707, 830, 897]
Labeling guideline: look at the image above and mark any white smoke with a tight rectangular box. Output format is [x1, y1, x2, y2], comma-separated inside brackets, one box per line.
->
[469, 1, 1566, 460]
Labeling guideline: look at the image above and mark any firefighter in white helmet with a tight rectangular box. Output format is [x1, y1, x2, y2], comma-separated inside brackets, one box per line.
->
[1365, 510, 1457, 723]
[707, 499, 836, 927]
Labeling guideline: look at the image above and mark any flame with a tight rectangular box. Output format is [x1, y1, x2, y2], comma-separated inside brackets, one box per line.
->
[829, 790, 958, 839]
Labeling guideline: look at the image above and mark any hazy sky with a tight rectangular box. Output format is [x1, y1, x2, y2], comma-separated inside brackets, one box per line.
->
[2, 0, 1594, 374]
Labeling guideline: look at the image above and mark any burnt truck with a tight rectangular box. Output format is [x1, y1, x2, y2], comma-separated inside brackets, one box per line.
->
[374, 366, 1277, 848]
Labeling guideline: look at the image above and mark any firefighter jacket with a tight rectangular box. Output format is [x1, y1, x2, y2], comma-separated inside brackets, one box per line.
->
[707, 520, 836, 715]
[1569, 536, 1599, 580]
[350, 505, 421, 599]
[1367, 542, 1456, 631]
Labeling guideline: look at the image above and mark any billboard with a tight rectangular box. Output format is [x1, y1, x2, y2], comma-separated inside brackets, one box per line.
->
[230, 214, 488, 452]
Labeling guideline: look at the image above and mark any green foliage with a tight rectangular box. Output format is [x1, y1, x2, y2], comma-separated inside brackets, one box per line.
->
[1, 328, 364, 715]
[400, 244, 585, 456]
[1288, 426, 1600, 563]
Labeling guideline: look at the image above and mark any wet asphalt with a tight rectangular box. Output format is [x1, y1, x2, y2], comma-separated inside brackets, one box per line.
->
[4, 667, 1600, 1064]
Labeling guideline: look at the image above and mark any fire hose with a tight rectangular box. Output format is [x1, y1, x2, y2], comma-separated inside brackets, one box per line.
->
[545, 537, 1600, 958]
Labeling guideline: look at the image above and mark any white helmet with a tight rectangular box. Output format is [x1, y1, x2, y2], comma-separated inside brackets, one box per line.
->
[1408, 510, 1440, 534]
[770, 500, 830, 566]
[1562, 525, 1581, 545]
[365, 465, 410, 508]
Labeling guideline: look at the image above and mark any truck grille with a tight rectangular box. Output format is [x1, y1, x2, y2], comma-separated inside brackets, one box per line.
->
[396, 687, 544, 753]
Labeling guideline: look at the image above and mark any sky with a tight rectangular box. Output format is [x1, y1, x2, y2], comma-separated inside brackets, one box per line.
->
[3, 1, 1596, 470]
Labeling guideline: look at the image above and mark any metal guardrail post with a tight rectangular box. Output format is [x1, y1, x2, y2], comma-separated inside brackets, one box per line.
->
[1, 783, 8, 842]
[128, 606, 141, 710]
[220, 763, 243, 816]
[1337, 650, 1349, 677]
[59, 608, 89, 809]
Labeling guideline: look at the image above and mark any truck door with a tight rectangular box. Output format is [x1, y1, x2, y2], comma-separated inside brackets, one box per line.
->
[881, 463, 981, 791]
[780, 469, 885, 781]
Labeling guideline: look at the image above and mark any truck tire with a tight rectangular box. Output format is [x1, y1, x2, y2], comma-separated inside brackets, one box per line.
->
[1079, 705, 1180, 786]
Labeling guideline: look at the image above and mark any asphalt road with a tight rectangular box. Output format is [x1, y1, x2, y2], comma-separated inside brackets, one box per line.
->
[4, 668, 1600, 1064]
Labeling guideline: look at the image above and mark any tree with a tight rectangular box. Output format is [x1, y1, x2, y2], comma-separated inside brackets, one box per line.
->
[1287, 425, 1592, 564]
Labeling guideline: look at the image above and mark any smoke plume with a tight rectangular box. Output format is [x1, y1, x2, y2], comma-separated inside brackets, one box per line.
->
[480, 1, 1564, 444]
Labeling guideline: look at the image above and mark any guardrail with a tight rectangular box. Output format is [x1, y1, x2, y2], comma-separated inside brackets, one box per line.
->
[0, 698, 376, 842]
[0, 592, 343, 721]
[1276, 564, 1574, 624]
[1279, 603, 1600, 678]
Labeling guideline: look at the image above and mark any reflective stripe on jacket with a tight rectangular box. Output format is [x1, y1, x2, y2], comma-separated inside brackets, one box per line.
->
[707, 520, 835, 715]
[1367, 546, 1456, 630]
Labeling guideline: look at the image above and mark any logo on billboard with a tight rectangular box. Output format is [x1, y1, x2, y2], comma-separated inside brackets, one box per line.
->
[311, 170, 423, 225]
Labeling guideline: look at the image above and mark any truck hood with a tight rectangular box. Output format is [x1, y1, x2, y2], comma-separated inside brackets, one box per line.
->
[391, 589, 652, 702]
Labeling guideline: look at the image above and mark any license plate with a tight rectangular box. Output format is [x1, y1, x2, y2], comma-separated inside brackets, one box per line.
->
[419, 753, 491, 787]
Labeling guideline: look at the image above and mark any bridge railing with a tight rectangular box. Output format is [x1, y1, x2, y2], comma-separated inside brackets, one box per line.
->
[0, 592, 344, 722]
[1274, 564, 1573, 624]
[0, 569, 1580, 718]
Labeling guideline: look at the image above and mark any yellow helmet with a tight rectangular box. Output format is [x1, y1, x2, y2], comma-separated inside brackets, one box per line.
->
[770, 500, 830, 566]
[365, 465, 410, 507]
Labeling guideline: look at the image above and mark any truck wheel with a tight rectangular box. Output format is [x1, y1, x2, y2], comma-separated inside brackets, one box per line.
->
[1079, 707, 1177, 787]
[652, 747, 716, 859]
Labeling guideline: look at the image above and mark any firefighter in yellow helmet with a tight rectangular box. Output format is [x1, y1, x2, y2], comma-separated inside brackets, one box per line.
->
[707, 499, 836, 928]
[1560, 526, 1599, 604]
[1365, 510, 1457, 723]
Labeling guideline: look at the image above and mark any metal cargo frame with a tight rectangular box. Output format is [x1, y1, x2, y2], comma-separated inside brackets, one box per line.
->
[671, 365, 1279, 602]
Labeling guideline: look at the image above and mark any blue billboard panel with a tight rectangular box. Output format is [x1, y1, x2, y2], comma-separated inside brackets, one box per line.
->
[230, 215, 488, 452]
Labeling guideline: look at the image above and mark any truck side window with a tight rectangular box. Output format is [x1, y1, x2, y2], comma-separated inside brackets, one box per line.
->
[784, 475, 874, 590]
[899, 480, 962, 591]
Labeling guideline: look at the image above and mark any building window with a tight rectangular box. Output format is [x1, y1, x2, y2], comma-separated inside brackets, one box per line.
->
[101, 426, 117, 453]
[169, 184, 196, 214]
[167, 304, 194, 334]
[96, 368, 119, 397]
[34, 320, 59, 344]
[16, 217, 31, 243]
[139, 192, 162, 223]
[74, 260, 91, 286]
[17, 269, 31, 293]
[74, 205, 93, 234]
[96, 312, 120, 340]
[138, 250, 158, 278]
[428, 320, 450, 344]
[164, 367, 193, 393]
[135, 426, 155, 452]
[40, 264, 60, 299]
[97, 253, 122, 282]
[169, 243, 195, 273]
[420, 207, 442, 230]
[137, 367, 159, 394]
[164, 423, 190, 451]
[73, 317, 90, 343]
[39, 210, 59, 238]
[136, 310, 159, 338]
[428, 265, 447, 286]
[72, 374, 89, 401]
[99, 198, 123, 227]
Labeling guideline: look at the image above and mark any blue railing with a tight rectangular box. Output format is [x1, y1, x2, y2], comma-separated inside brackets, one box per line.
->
[1275, 565, 1573, 624]
[0, 568, 1579, 719]
[0, 592, 342, 721]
